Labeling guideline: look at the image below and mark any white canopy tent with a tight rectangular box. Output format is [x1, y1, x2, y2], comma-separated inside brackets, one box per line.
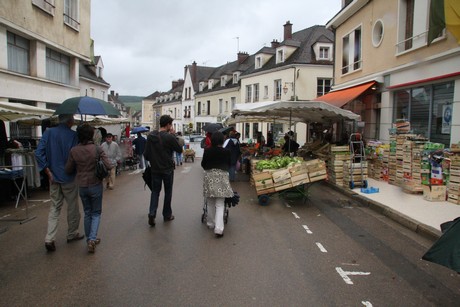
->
[0, 102, 54, 122]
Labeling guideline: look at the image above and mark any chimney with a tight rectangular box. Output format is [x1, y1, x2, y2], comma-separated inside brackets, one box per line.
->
[110, 90, 115, 96]
[237, 52, 249, 64]
[271, 39, 280, 48]
[284, 21, 293, 40]
[191, 61, 197, 83]
[172, 80, 179, 89]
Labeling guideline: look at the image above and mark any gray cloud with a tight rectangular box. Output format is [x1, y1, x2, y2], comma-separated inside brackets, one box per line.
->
[91, 0, 341, 96]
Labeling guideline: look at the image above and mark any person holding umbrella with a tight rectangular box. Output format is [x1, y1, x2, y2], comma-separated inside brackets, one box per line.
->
[35, 114, 83, 252]
[132, 132, 147, 169]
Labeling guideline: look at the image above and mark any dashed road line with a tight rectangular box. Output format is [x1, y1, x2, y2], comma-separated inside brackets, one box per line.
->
[292, 212, 300, 219]
[315, 242, 327, 252]
[302, 224, 312, 234]
[336, 267, 370, 285]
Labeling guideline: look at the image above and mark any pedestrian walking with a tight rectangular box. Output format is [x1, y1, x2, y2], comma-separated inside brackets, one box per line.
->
[35, 114, 83, 252]
[224, 130, 240, 182]
[201, 131, 234, 237]
[132, 132, 146, 169]
[101, 133, 122, 190]
[65, 124, 112, 253]
[175, 131, 185, 166]
[144, 115, 183, 226]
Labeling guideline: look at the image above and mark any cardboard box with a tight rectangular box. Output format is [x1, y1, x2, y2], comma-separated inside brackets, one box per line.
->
[422, 185, 447, 201]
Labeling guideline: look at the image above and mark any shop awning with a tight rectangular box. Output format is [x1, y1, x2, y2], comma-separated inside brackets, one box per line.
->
[0, 102, 54, 122]
[314, 81, 376, 108]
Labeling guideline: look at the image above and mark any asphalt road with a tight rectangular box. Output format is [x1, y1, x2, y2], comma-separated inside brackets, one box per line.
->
[0, 160, 459, 306]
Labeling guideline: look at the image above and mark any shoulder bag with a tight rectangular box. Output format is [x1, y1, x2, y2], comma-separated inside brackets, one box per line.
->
[95, 145, 109, 180]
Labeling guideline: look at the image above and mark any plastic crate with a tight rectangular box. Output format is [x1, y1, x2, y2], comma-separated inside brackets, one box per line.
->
[361, 187, 379, 194]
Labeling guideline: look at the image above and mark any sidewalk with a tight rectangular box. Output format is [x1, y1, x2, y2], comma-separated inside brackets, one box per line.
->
[328, 178, 460, 240]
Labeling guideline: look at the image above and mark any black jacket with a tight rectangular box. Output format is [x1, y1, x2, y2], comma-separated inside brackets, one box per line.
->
[144, 130, 182, 173]
[201, 146, 231, 171]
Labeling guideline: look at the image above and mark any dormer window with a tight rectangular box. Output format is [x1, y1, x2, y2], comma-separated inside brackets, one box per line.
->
[255, 56, 262, 69]
[208, 79, 214, 89]
[220, 75, 227, 87]
[276, 49, 285, 64]
[199, 82, 205, 92]
[233, 72, 240, 84]
[314, 42, 334, 61]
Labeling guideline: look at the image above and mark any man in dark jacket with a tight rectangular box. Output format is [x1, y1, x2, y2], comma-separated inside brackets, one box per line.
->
[144, 115, 183, 226]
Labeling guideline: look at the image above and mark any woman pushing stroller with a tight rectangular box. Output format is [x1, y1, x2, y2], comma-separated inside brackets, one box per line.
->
[201, 131, 234, 238]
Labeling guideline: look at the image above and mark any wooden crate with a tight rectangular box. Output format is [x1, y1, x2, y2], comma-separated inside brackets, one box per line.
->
[272, 168, 291, 183]
[256, 187, 276, 196]
[309, 174, 327, 182]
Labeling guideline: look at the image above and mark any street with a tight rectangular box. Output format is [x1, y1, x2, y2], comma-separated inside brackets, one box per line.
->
[1, 160, 459, 306]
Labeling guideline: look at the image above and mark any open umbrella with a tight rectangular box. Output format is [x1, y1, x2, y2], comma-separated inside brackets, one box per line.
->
[219, 126, 235, 135]
[203, 123, 223, 133]
[53, 96, 121, 117]
[131, 126, 150, 134]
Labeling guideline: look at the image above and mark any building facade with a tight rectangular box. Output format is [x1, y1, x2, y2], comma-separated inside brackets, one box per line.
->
[324, 0, 460, 145]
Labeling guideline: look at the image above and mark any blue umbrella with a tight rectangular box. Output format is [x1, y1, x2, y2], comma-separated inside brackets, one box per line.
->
[53, 96, 121, 117]
[131, 126, 150, 134]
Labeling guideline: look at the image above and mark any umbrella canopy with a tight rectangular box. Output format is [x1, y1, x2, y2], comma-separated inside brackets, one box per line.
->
[219, 126, 235, 135]
[231, 100, 360, 124]
[203, 123, 223, 133]
[422, 217, 460, 273]
[53, 96, 121, 117]
[131, 126, 150, 134]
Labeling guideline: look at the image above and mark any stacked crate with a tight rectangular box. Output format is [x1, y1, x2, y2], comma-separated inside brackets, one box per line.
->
[272, 168, 293, 192]
[388, 134, 397, 185]
[327, 145, 350, 187]
[290, 163, 310, 187]
[401, 139, 425, 193]
[447, 154, 460, 205]
[304, 159, 327, 182]
[252, 171, 275, 196]
[395, 134, 407, 186]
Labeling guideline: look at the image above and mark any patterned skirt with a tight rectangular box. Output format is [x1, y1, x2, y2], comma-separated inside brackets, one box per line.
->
[203, 169, 234, 198]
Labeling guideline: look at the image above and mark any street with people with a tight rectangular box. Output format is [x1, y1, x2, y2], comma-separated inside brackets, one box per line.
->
[0, 157, 459, 306]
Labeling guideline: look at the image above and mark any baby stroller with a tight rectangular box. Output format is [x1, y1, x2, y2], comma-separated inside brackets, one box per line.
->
[201, 191, 240, 225]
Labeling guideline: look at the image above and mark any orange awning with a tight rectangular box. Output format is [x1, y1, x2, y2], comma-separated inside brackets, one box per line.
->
[314, 81, 376, 108]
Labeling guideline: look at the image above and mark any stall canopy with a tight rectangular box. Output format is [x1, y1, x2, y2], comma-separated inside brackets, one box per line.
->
[313, 81, 376, 108]
[229, 100, 360, 124]
[0, 102, 54, 122]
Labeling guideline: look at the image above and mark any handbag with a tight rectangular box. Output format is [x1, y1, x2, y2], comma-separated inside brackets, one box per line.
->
[95, 145, 109, 180]
[142, 164, 152, 190]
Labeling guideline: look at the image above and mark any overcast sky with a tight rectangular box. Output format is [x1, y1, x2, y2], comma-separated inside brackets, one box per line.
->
[91, 1, 342, 97]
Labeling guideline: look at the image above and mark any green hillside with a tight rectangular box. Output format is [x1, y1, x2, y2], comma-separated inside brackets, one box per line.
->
[118, 96, 144, 112]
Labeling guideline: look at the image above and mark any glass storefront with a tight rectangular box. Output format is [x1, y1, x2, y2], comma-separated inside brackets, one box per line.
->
[393, 81, 453, 146]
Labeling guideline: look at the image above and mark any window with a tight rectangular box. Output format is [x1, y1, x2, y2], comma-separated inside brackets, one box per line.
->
[255, 56, 262, 69]
[317, 79, 332, 97]
[393, 81, 453, 146]
[233, 73, 239, 84]
[246, 85, 252, 102]
[7, 32, 30, 75]
[208, 80, 214, 89]
[197, 102, 201, 115]
[231, 97, 236, 110]
[32, 0, 55, 15]
[225, 101, 229, 112]
[220, 75, 227, 87]
[397, 0, 430, 53]
[276, 49, 284, 64]
[372, 20, 384, 47]
[342, 27, 361, 74]
[319, 47, 330, 59]
[206, 101, 211, 115]
[254, 83, 259, 102]
[188, 87, 192, 99]
[64, 0, 80, 31]
[46, 48, 70, 84]
[274, 80, 282, 100]
[264, 86, 269, 98]
[219, 99, 223, 114]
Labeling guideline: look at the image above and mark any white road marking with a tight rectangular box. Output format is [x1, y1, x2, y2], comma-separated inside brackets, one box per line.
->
[361, 301, 373, 307]
[292, 212, 300, 219]
[336, 267, 370, 285]
[302, 225, 312, 234]
[316, 242, 327, 252]
[1, 214, 11, 219]
[285, 202, 291, 208]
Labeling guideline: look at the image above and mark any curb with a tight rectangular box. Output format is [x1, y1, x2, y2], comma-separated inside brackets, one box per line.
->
[324, 182, 442, 241]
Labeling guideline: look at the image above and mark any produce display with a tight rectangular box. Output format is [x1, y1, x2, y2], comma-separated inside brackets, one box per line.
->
[255, 156, 303, 171]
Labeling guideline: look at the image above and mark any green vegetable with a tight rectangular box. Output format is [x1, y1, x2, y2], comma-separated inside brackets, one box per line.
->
[255, 156, 302, 170]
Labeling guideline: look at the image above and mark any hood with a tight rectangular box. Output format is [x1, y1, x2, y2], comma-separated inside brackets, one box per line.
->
[147, 131, 161, 145]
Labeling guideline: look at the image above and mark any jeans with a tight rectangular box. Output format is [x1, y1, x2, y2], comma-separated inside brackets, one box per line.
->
[138, 154, 145, 169]
[79, 183, 103, 242]
[45, 181, 80, 242]
[149, 171, 174, 218]
[228, 164, 236, 182]
[175, 152, 183, 165]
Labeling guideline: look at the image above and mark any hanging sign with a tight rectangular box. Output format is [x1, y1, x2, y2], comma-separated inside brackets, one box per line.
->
[442, 104, 452, 134]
